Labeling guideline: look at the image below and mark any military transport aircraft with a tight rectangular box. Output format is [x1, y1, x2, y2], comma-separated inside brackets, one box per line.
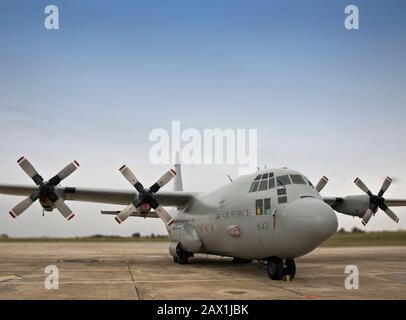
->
[0, 156, 405, 280]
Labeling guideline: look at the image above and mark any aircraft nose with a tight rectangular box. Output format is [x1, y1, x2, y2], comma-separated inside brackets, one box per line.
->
[278, 197, 338, 257]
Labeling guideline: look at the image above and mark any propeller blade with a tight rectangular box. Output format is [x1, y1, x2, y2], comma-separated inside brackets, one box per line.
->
[9, 193, 40, 218]
[54, 198, 75, 220]
[155, 206, 174, 226]
[378, 176, 392, 197]
[119, 165, 144, 193]
[149, 169, 176, 193]
[379, 203, 399, 223]
[354, 178, 372, 196]
[361, 208, 374, 226]
[49, 161, 80, 185]
[147, 198, 174, 226]
[115, 203, 137, 224]
[315, 176, 329, 192]
[17, 157, 43, 185]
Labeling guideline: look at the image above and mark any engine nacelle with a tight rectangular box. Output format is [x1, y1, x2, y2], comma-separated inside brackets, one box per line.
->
[333, 195, 369, 217]
[169, 223, 203, 253]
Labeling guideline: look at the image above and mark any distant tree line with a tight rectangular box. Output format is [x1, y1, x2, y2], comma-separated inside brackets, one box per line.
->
[87, 233, 167, 238]
[337, 227, 366, 234]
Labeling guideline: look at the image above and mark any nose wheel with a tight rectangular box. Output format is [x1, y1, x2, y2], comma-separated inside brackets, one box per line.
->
[267, 257, 284, 280]
[267, 257, 296, 280]
[284, 259, 296, 279]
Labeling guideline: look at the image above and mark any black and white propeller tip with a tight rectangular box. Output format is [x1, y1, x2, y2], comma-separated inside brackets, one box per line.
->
[354, 176, 399, 226]
[9, 157, 79, 221]
[115, 165, 176, 224]
[315, 176, 329, 192]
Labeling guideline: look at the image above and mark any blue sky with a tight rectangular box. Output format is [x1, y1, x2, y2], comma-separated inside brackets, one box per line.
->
[0, 0, 405, 236]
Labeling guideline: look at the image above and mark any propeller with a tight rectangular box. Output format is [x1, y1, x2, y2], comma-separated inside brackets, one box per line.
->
[115, 165, 176, 225]
[315, 176, 329, 192]
[354, 176, 399, 226]
[9, 157, 79, 220]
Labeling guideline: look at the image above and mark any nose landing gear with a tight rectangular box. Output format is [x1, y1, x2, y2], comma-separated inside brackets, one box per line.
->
[266, 257, 296, 280]
[285, 259, 296, 279]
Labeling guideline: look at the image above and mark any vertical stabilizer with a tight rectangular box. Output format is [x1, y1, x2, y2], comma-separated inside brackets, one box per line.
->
[174, 152, 183, 191]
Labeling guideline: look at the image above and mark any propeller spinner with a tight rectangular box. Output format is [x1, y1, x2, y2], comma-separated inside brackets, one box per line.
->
[354, 176, 399, 226]
[9, 157, 79, 220]
[115, 165, 176, 225]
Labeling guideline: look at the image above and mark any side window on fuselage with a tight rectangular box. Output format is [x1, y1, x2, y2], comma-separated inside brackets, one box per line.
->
[256, 198, 271, 215]
[264, 198, 271, 215]
[255, 199, 263, 215]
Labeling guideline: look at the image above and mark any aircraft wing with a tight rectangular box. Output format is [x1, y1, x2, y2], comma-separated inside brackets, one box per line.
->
[0, 184, 197, 207]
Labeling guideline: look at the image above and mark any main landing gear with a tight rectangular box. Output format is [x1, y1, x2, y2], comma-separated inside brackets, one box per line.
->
[266, 257, 296, 280]
[173, 246, 193, 265]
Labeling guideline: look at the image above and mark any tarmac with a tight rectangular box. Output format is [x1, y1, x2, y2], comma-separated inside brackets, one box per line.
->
[0, 242, 405, 299]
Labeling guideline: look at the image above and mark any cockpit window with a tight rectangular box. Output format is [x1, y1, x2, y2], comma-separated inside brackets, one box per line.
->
[276, 175, 291, 186]
[268, 177, 275, 189]
[278, 196, 287, 204]
[290, 174, 306, 185]
[277, 189, 286, 196]
[258, 180, 267, 191]
[304, 177, 314, 188]
[249, 181, 259, 192]
[249, 172, 277, 192]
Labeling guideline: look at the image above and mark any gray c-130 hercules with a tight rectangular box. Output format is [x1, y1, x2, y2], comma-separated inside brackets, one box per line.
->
[1, 156, 405, 280]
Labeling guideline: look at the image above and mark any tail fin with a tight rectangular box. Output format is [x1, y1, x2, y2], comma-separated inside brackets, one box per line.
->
[173, 152, 183, 191]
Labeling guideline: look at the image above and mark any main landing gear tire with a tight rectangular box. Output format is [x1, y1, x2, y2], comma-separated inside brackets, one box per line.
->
[267, 257, 284, 280]
[174, 245, 192, 265]
[284, 259, 296, 279]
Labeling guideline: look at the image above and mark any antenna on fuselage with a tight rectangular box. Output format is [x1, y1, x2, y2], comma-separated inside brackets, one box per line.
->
[227, 175, 233, 183]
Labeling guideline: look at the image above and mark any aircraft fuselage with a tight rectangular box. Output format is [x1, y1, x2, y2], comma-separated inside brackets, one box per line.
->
[168, 168, 338, 260]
